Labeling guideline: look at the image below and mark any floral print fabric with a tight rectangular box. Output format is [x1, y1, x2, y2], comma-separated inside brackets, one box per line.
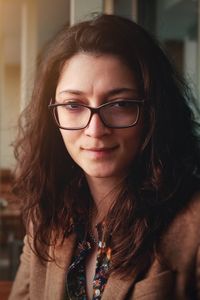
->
[66, 224, 111, 300]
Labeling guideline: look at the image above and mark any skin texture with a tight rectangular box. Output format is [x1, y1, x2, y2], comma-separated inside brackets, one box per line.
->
[56, 53, 144, 183]
[55, 53, 145, 299]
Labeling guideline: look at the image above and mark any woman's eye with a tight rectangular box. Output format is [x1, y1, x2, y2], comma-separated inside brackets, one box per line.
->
[67, 103, 79, 109]
[115, 101, 127, 107]
[112, 101, 132, 108]
[64, 103, 82, 110]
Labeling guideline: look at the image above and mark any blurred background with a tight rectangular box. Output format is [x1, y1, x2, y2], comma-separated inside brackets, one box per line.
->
[0, 0, 199, 292]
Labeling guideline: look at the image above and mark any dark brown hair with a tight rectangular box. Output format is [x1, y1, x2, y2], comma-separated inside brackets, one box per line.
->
[14, 14, 200, 278]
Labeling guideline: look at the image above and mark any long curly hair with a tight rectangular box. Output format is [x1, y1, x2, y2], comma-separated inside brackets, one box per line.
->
[14, 14, 200, 278]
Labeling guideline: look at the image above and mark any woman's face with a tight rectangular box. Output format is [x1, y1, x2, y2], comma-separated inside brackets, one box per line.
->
[55, 53, 144, 180]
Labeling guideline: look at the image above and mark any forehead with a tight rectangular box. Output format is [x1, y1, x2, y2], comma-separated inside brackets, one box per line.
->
[56, 52, 138, 97]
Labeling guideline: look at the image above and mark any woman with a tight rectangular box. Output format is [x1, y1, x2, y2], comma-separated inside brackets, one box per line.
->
[9, 14, 200, 300]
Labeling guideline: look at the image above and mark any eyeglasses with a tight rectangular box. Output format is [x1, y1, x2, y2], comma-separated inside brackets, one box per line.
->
[48, 99, 145, 130]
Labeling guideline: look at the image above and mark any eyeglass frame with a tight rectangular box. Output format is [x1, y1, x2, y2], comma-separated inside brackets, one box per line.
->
[48, 99, 145, 130]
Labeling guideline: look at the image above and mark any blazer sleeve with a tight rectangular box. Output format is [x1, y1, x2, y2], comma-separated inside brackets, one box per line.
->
[8, 235, 31, 300]
[196, 245, 200, 299]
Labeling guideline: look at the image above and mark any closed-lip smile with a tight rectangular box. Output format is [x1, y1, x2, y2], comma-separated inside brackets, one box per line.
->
[81, 146, 118, 159]
[82, 146, 118, 151]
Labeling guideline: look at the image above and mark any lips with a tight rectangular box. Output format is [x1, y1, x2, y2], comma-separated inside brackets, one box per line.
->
[82, 146, 118, 151]
[81, 145, 118, 158]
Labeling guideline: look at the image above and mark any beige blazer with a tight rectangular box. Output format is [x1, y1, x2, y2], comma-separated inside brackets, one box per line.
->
[9, 194, 200, 300]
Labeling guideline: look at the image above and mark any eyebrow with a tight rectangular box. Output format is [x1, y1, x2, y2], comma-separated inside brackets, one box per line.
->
[59, 88, 138, 97]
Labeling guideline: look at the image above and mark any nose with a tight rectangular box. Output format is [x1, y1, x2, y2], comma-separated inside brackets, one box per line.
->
[84, 113, 111, 137]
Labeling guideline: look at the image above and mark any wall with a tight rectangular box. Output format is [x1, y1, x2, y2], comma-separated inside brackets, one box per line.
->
[0, 0, 70, 170]
[0, 64, 20, 169]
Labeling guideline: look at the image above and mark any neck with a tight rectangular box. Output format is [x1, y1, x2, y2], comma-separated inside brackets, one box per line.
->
[85, 175, 124, 224]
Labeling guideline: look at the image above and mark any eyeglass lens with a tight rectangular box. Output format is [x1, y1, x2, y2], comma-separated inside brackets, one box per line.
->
[53, 101, 140, 129]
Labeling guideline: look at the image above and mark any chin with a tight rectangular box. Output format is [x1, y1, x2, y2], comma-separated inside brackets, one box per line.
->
[84, 167, 122, 179]
[86, 172, 114, 179]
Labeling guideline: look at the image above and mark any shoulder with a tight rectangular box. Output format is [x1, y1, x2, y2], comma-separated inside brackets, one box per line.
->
[160, 192, 200, 271]
[9, 232, 77, 300]
[164, 191, 200, 241]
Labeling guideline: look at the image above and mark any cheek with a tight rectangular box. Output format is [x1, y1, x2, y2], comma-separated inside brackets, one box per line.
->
[122, 123, 144, 151]
[59, 130, 79, 155]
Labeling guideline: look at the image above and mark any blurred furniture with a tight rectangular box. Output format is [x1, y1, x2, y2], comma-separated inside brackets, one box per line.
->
[0, 281, 13, 300]
[0, 169, 25, 280]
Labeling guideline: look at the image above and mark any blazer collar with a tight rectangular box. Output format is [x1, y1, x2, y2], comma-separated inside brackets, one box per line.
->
[102, 273, 137, 300]
[44, 233, 77, 300]
[44, 233, 138, 300]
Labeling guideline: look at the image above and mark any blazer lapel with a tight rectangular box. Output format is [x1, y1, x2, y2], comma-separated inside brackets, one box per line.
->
[44, 233, 77, 300]
[102, 272, 137, 300]
[102, 258, 168, 300]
